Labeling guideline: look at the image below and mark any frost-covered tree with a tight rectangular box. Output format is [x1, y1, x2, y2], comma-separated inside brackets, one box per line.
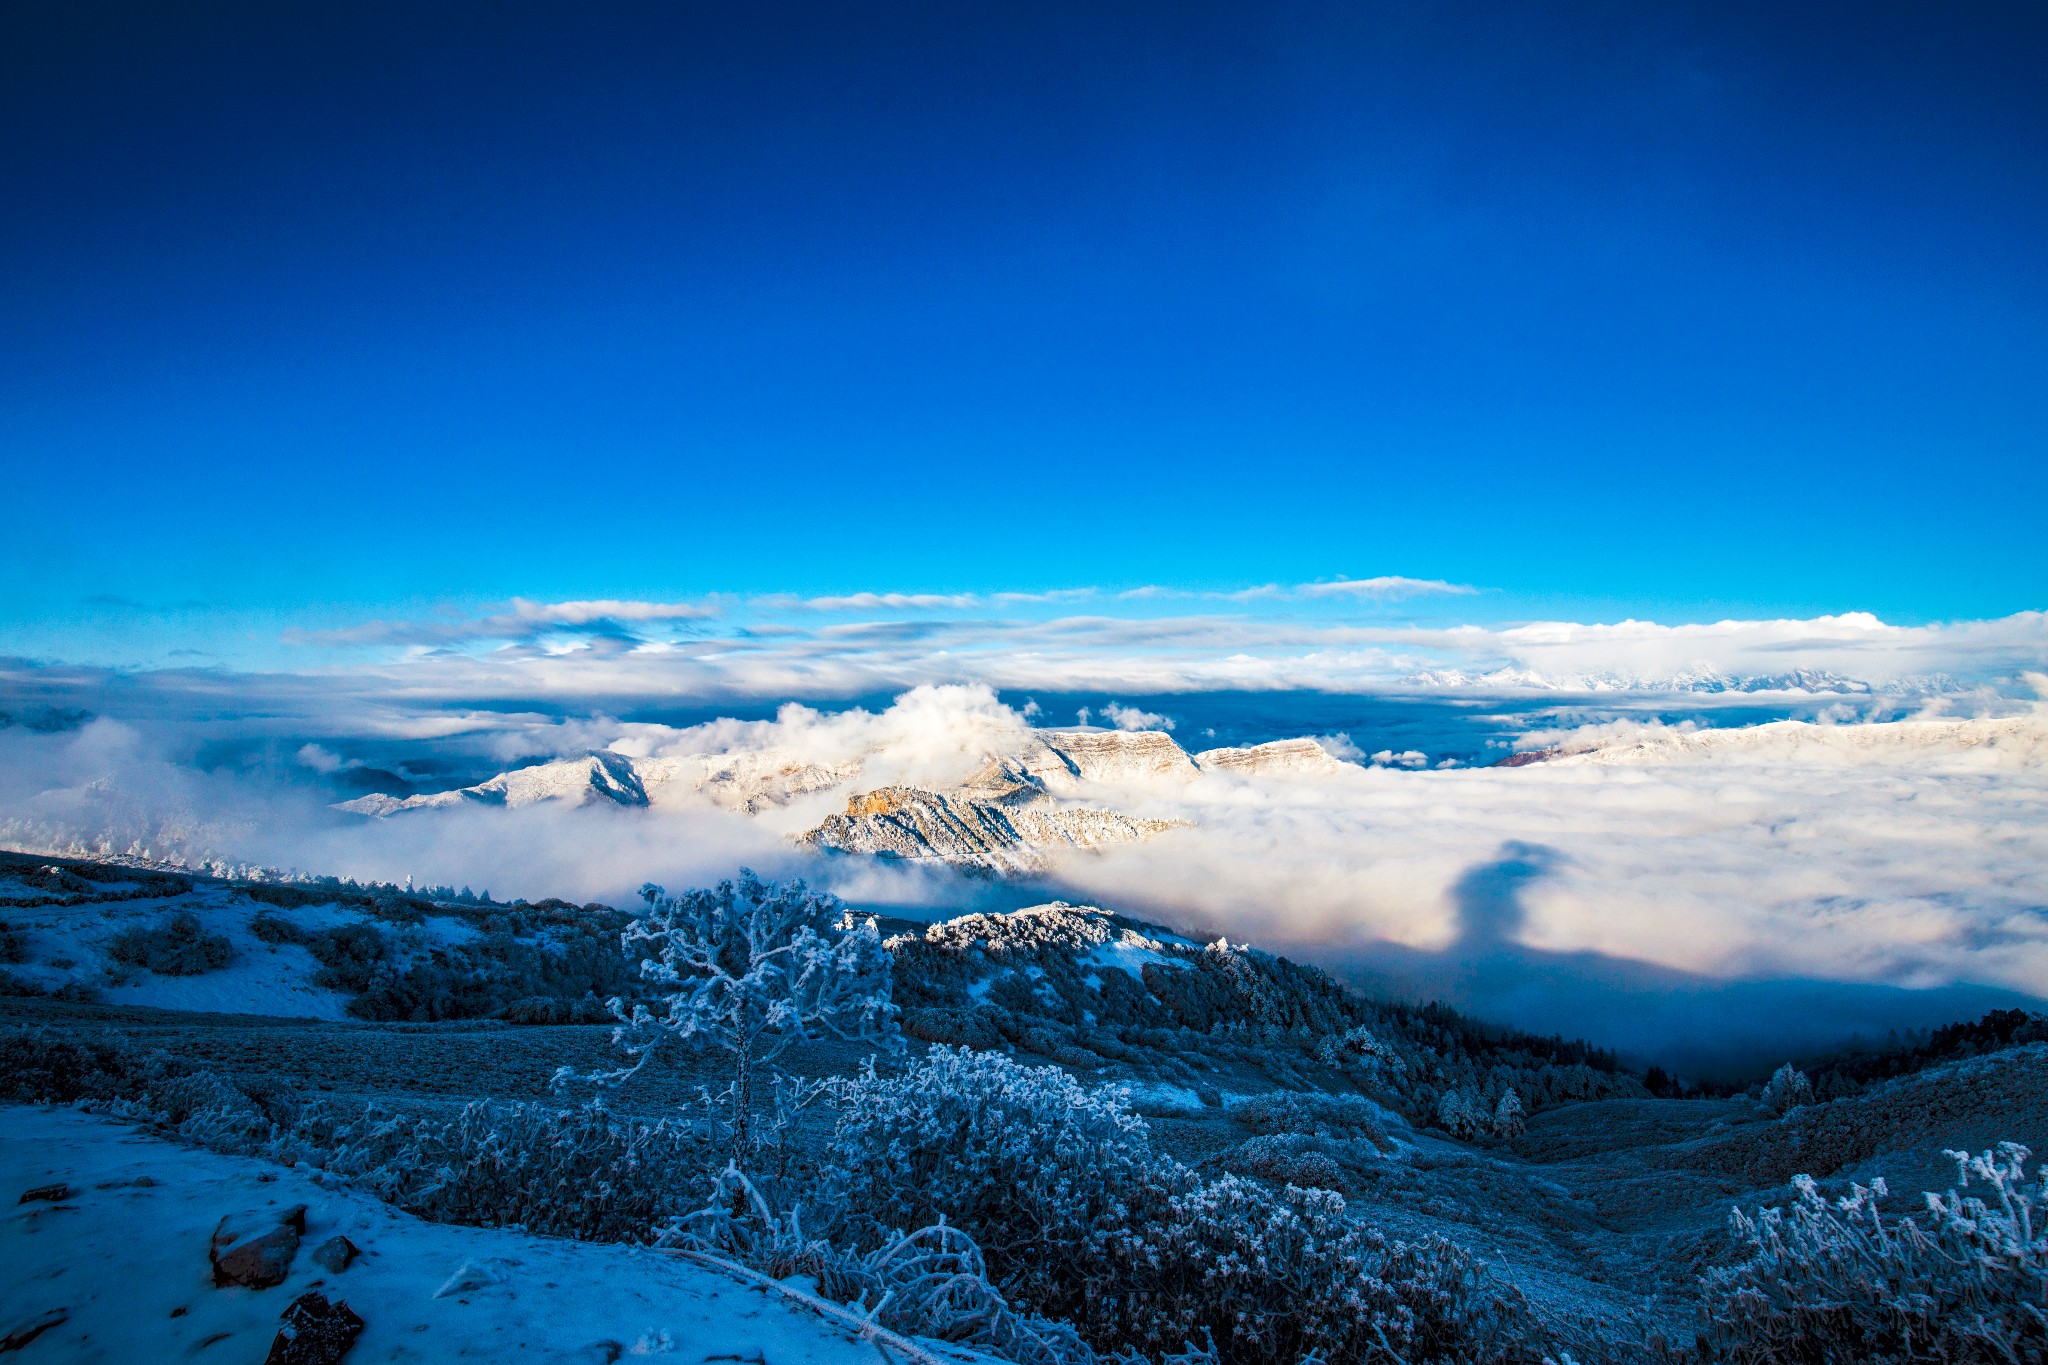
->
[566, 871, 899, 1159]
[1760, 1062, 1815, 1116]
[1492, 1087, 1526, 1138]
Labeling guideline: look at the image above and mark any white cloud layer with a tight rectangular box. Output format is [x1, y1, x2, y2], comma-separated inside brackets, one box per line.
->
[228, 603, 2048, 720]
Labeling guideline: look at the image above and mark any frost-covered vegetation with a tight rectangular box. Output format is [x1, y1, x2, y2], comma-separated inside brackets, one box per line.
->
[1758, 1063, 1815, 1117]
[1799, 1008, 2048, 1100]
[823, 1045, 1533, 1364]
[6, 860, 2048, 1365]
[108, 909, 235, 976]
[563, 873, 899, 1156]
[1700, 1146, 2047, 1362]
[890, 902, 1637, 1134]
[249, 899, 637, 1022]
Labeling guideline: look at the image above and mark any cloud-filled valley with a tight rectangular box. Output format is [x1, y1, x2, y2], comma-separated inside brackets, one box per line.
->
[4, 630, 2044, 1072]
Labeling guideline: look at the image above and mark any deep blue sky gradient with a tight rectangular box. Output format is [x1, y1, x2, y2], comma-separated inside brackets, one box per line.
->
[4, 0, 2044, 656]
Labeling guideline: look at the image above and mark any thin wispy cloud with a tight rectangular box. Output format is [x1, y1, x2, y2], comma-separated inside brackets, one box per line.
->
[282, 597, 717, 648]
[1294, 576, 1478, 600]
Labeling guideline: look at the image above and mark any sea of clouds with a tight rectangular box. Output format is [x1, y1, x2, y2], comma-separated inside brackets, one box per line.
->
[3, 594, 2046, 1071]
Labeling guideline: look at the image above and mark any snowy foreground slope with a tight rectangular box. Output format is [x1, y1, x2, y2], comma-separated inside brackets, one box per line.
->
[0, 1104, 940, 1365]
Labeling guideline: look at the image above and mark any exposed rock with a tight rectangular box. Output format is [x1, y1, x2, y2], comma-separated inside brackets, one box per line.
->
[1194, 738, 1348, 777]
[1, 1308, 68, 1351]
[17, 1183, 69, 1204]
[211, 1207, 306, 1289]
[308, 1235, 359, 1274]
[802, 786, 1181, 874]
[1041, 729, 1200, 785]
[265, 1291, 364, 1365]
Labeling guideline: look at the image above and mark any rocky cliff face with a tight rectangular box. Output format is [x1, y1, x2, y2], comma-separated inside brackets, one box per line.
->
[1193, 737, 1349, 777]
[800, 785, 1182, 873]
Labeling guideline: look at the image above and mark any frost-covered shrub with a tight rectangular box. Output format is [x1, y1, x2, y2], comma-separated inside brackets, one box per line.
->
[1699, 1143, 2048, 1363]
[0, 1026, 176, 1105]
[824, 1045, 1171, 1280]
[341, 1100, 711, 1243]
[1122, 1175, 1534, 1365]
[1221, 1133, 1346, 1191]
[0, 918, 27, 964]
[249, 910, 310, 945]
[833, 1222, 1093, 1365]
[108, 910, 233, 975]
[826, 1048, 1536, 1365]
[250, 908, 641, 1023]
[1758, 1063, 1815, 1116]
[568, 872, 899, 1159]
[1226, 1090, 1390, 1148]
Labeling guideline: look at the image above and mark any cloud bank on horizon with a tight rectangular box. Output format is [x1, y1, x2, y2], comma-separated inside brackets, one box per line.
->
[271, 589, 2048, 702]
[7, 586, 2043, 747]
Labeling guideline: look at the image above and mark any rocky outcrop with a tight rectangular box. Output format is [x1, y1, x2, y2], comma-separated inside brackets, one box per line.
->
[802, 786, 1181, 874]
[1194, 738, 1347, 777]
[265, 1291, 364, 1365]
[1040, 729, 1201, 785]
[309, 1235, 359, 1274]
[211, 1205, 306, 1289]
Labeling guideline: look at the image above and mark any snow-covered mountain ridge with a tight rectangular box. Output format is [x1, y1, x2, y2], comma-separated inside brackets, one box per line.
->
[1533, 712, 2048, 770]
[334, 730, 1351, 872]
[1405, 665, 1963, 695]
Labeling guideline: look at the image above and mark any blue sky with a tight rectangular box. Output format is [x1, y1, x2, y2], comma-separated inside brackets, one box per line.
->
[3, 1, 2045, 667]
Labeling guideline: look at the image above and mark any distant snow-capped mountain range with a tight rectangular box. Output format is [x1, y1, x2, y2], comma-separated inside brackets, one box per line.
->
[1400, 665, 1961, 694]
[337, 730, 1348, 873]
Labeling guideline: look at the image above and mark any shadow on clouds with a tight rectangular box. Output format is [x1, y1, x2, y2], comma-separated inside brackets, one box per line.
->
[1324, 840, 2047, 1083]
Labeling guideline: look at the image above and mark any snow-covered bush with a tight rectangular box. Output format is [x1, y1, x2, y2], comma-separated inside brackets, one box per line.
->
[1122, 1175, 1534, 1365]
[667, 1162, 1096, 1365]
[825, 1047, 1536, 1365]
[339, 1099, 711, 1243]
[1221, 1133, 1346, 1191]
[824, 1045, 1170, 1275]
[569, 872, 899, 1159]
[1699, 1143, 2048, 1362]
[108, 909, 233, 975]
[1226, 1090, 1391, 1148]
[1758, 1063, 1814, 1116]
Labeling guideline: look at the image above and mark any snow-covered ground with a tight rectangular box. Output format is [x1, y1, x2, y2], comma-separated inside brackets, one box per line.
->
[1, 888, 352, 1023]
[1, 888, 354, 1019]
[0, 1104, 911, 1364]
